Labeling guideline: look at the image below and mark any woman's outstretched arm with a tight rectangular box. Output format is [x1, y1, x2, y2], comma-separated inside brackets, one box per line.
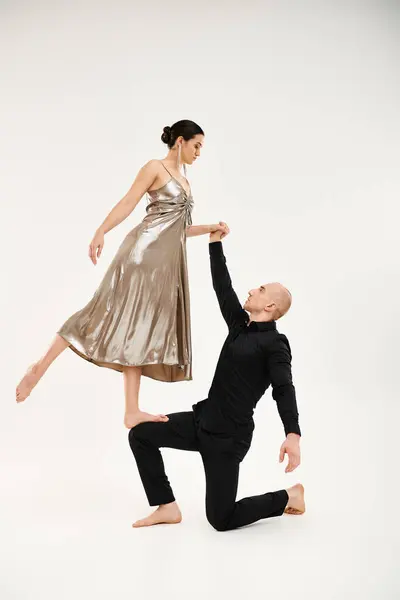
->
[186, 224, 228, 238]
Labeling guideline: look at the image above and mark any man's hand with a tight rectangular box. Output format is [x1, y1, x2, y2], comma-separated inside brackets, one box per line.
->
[209, 221, 230, 243]
[279, 433, 301, 473]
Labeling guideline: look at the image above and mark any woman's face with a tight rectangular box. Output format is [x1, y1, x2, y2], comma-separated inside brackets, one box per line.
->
[180, 134, 204, 165]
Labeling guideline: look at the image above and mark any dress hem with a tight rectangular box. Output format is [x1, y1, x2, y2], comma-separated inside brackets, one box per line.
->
[58, 334, 192, 383]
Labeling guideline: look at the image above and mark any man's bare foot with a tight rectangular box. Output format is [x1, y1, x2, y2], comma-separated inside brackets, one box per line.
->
[124, 411, 169, 429]
[16, 363, 41, 403]
[132, 502, 182, 528]
[284, 483, 306, 515]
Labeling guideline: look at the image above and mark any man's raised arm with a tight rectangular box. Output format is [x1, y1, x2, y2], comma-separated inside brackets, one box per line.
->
[209, 239, 248, 329]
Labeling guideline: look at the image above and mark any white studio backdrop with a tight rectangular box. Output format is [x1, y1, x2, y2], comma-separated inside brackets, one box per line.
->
[1, 1, 399, 599]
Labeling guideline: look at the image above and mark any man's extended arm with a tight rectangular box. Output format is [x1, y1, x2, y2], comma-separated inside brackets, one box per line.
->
[209, 241, 248, 329]
[266, 337, 301, 437]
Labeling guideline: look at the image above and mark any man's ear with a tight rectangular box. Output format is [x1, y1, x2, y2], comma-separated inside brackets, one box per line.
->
[264, 302, 276, 313]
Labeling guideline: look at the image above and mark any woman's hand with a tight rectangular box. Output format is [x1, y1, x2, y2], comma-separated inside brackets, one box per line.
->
[209, 221, 230, 243]
[186, 223, 230, 238]
[89, 229, 105, 265]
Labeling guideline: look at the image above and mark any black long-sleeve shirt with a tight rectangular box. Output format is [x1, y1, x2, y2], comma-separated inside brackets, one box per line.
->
[193, 242, 301, 437]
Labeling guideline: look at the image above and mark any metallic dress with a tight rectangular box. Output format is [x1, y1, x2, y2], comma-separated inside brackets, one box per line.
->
[58, 163, 194, 382]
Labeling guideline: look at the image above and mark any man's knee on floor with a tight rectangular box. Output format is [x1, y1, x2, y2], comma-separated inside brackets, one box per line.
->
[206, 509, 232, 532]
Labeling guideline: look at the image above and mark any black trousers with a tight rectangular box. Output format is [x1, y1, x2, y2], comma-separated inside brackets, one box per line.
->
[128, 411, 288, 531]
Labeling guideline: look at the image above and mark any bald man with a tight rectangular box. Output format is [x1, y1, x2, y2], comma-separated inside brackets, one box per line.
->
[128, 226, 305, 530]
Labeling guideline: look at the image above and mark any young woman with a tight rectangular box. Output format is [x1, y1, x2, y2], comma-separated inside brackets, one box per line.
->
[16, 119, 228, 428]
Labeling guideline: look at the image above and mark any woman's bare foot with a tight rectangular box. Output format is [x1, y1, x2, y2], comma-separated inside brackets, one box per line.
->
[124, 411, 169, 429]
[132, 502, 182, 528]
[284, 483, 306, 515]
[16, 363, 41, 403]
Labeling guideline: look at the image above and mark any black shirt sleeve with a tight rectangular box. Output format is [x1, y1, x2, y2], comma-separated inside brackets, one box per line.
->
[266, 336, 301, 437]
[209, 242, 248, 329]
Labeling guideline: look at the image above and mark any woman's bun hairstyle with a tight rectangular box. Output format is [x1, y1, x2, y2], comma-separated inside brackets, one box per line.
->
[161, 126, 172, 145]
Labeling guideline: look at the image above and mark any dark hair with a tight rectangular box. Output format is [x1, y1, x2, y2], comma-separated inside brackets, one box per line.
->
[161, 120, 204, 148]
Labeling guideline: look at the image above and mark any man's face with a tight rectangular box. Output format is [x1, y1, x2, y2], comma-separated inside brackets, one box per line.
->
[243, 284, 273, 314]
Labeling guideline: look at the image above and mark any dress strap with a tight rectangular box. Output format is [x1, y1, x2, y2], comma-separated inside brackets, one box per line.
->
[160, 161, 173, 177]
[160, 160, 191, 195]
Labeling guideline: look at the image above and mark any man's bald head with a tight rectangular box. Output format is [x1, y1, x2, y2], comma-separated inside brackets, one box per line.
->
[243, 282, 292, 320]
[267, 283, 292, 318]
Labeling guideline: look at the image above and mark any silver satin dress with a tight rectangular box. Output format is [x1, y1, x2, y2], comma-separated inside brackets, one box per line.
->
[58, 173, 193, 382]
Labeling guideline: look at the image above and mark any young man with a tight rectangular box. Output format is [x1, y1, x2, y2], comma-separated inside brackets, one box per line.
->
[128, 224, 305, 530]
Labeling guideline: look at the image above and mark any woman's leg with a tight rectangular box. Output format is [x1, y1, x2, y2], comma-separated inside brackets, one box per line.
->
[16, 334, 70, 402]
[123, 366, 169, 428]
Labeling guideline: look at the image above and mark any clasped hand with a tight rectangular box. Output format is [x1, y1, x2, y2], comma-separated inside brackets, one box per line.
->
[209, 221, 230, 242]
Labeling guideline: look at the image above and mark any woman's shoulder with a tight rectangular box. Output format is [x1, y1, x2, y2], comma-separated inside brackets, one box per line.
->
[136, 159, 165, 185]
[140, 159, 164, 174]
[133, 160, 164, 188]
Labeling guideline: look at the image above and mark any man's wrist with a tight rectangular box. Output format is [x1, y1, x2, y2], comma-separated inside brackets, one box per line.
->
[286, 432, 301, 441]
[284, 420, 301, 438]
